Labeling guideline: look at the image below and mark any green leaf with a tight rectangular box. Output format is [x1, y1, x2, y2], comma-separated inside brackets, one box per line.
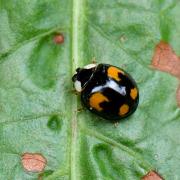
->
[0, 0, 180, 179]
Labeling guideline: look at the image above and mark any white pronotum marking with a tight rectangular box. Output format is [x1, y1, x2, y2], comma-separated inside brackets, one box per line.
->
[74, 80, 82, 92]
[84, 64, 97, 69]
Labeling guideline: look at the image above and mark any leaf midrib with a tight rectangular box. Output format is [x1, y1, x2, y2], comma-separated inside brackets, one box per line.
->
[70, 0, 84, 179]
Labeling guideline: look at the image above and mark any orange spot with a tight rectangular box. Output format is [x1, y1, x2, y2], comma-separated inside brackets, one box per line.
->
[89, 92, 109, 111]
[119, 104, 129, 116]
[21, 153, 47, 173]
[107, 66, 124, 81]
[130, 88, 138, 100]
[141, 171, 163, 180]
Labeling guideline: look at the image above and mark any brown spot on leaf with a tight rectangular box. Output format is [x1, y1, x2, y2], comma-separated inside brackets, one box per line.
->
[152, 41, 180, 107]
[53, 33, 64, 44]
[142, 171, 164, 180]
[177, 85, 180, 107]
[152, 41, 180, 79]
[21, 153, 47, 173]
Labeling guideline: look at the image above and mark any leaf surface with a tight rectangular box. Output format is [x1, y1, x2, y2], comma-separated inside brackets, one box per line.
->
[0, 0, 180, 179]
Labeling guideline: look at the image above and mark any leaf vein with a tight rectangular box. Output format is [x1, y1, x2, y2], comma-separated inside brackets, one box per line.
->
[81, 127, 153, 171]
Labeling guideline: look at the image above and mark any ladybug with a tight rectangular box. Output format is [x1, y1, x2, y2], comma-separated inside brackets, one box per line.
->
[72, 63, 139, 121]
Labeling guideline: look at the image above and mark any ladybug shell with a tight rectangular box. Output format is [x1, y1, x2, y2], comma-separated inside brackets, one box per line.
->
[81, 64, 139, 120]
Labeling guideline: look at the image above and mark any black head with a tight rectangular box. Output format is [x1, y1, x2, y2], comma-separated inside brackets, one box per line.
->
[72, 64, 97, 92]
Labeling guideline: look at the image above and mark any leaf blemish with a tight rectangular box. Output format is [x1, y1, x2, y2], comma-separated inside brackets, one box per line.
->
[151, 41, 180, 78]
[53, 33, 64, 44]
[47, 115, 61, 131]
[151, 41, 180, 107]
[141, 170, 164, 180]
[21, 153, 47, 173]
[120, 35, 127, 43]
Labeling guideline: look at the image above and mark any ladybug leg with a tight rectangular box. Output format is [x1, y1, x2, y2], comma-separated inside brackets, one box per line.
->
[114, 122, 119, 127]
[91, 57, 97, 64]
[136, 79, 144, 83]
[121, 64, 126, 69]
[77, 107, 85, 112]
[69, 89, 79, 95]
